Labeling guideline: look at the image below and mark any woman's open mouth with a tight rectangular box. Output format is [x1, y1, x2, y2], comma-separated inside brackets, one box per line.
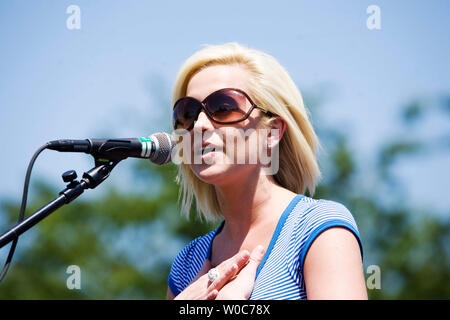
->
[201, 145, 215, 156]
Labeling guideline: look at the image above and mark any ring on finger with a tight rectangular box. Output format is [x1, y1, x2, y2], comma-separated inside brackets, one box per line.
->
[208, 268, 220, 283]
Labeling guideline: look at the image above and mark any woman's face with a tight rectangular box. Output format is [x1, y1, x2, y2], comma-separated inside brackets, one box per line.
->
[184, 64, 268, 186]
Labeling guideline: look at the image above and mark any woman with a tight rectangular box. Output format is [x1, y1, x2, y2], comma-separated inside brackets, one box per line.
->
[167, 43, 367, 300]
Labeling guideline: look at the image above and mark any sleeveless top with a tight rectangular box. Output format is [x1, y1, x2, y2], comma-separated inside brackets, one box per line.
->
[168, 195, 363, 300]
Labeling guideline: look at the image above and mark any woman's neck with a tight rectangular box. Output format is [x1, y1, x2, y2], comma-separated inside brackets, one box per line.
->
[214, 171, 296, 242]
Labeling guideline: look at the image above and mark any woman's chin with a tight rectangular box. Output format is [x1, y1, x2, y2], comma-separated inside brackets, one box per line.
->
[190, 163, 229, 184]
[189, 151, 256, 185]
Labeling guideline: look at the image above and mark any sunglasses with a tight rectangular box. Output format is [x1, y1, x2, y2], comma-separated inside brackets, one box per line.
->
[172, 88, 272, 130]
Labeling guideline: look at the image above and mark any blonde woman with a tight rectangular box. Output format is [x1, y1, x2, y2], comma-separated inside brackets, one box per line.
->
[166, 43, 367, 300]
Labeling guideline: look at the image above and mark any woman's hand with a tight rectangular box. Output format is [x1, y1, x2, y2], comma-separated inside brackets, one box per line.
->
[216, 245, 266, 300]
[174, 250, 251, 300]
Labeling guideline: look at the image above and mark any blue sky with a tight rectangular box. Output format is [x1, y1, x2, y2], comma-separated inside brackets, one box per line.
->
[0, 0, 449, 215]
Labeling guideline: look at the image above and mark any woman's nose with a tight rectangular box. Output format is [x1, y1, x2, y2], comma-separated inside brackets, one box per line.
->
[192, 109, 214, 131]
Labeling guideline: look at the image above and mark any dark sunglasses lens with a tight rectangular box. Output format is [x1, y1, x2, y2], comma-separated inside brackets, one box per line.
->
[173, 98, 201, 129]
[205, 90, 248, 122]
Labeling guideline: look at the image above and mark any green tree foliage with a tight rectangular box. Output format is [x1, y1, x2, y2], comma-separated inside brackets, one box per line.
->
[0, 90, 448, 299]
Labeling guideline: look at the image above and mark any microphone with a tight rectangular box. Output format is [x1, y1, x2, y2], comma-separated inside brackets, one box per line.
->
[47, 132, 174, 165]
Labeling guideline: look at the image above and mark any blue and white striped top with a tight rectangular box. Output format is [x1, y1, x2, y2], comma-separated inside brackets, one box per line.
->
[168, 194, 363, 300]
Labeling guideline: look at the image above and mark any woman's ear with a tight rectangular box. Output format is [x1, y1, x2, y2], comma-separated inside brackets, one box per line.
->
[267, 116, 287, 149]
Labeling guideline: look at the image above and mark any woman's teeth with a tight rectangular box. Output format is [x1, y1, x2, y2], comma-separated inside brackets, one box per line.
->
[202, 146, 215, 155]
[202, 146, 214, 154]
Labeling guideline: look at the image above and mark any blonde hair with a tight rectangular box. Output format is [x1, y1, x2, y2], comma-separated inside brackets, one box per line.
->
[172, 42, 322, 221]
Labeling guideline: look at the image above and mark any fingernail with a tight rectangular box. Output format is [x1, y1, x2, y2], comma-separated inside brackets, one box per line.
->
[257, 245, 265, 257]
[241, 250, 250, 259]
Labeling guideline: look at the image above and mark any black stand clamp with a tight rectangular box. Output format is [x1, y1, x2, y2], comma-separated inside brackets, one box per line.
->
[0, 159, 119, 249]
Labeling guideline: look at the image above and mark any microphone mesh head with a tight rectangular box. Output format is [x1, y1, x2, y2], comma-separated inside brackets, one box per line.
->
[149, 132, 174, 165]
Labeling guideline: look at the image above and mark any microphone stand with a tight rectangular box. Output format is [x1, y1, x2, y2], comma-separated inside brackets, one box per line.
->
[0, 159, 119, 249]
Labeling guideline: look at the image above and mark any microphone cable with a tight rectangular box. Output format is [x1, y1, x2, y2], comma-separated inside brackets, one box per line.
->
[0, 143, 49, 284]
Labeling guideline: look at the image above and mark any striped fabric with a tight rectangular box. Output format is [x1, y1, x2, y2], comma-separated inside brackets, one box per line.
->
[168, 194, 363, 300]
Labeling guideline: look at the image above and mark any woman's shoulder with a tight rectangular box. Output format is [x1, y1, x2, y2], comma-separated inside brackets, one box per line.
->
[172, 225, 220, 266]
[168, 223, 222, 296]
[290, 195, 358, 230]
[287, 195, 363, 267]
